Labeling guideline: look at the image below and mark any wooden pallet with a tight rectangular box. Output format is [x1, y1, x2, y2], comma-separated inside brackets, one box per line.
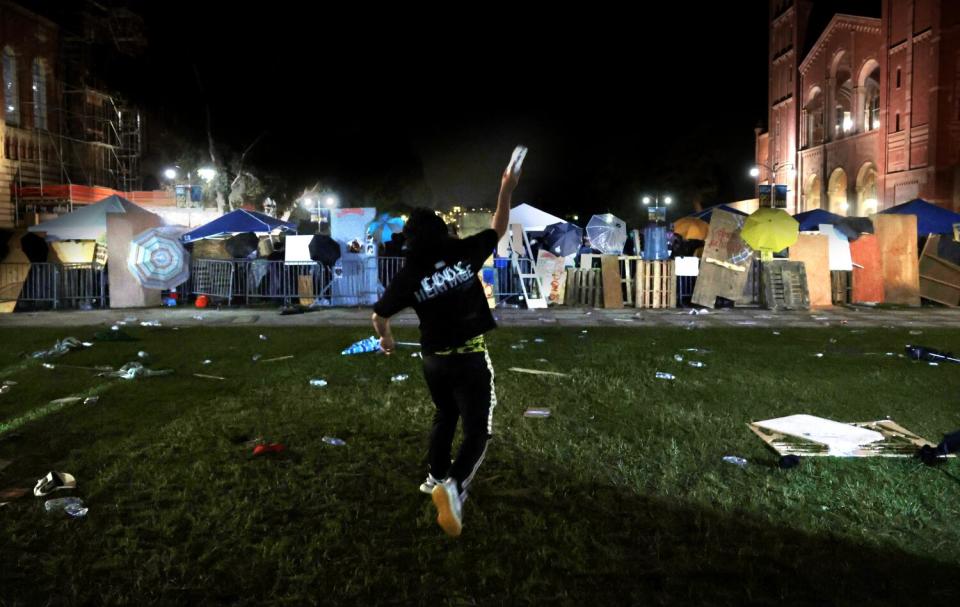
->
[761, 261, 809, 310]
[830, 270, 851, 305]
[565, 268, 603, 307]
[635, 260, 675, 309]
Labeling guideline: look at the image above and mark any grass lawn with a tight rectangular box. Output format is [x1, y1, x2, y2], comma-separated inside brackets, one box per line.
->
[1, 323, 959, 605]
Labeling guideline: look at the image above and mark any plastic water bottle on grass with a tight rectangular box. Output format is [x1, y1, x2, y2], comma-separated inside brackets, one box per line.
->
[722, 456, 748, 468]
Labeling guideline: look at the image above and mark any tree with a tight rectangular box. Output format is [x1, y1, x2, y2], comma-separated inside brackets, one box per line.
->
[193, 65, 267, 213]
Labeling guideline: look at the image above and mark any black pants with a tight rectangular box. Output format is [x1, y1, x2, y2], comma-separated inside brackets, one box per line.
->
[422, 350, 496, 494]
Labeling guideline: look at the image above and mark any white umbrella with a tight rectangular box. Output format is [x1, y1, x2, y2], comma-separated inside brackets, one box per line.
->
[586, 214, 627, 254]
[127, 227, 190, 290]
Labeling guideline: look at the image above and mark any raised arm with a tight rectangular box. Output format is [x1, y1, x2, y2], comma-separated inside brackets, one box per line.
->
[491, 154, 522, 239]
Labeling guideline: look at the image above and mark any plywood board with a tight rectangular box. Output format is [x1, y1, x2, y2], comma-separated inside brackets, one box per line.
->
[298, 275, 314, 306]
[0, 232, 31, 314]
[788, 234, 831, 307]
[691, 210, 752, 308]
[849, 234, 885, 304]
[748, 418, 938, 458]
[106, 211, 163, 308]
[919, 235, 960, 306]
[600, 255, 623, 309]
[874, 214, 920, 305]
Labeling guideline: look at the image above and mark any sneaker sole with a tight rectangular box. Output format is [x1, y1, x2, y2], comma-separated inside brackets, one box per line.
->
[431, 485, 462, 537]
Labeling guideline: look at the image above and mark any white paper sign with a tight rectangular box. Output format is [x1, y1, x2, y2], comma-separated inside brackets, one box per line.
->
[284, 235, 314, 265]
[674, 256, 700, 277]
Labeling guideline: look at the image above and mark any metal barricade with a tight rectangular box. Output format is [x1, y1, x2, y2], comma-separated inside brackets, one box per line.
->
[58, 264, 108, 309]
[492, 257, 533, 306]
[0, 262, 107, 310]
[233, 260, 329, 306]
[0, 263, 57, 309]
[191, 259, 235, 305]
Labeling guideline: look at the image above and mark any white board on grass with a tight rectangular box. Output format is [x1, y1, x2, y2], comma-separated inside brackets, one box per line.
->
[753, 414, 883, 456]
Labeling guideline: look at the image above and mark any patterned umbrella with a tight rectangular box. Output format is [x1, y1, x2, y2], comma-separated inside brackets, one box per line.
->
[366, 214, 405, 244]
[586, 214, 627, 254]
[127, 228, 190, 290]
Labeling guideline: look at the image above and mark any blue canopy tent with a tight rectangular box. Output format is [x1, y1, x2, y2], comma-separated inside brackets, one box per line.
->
[690, 205, 748, 223]
[793, 209, 844, 231]
[182, 210, 296, 243]
[880, 199, 960, 235]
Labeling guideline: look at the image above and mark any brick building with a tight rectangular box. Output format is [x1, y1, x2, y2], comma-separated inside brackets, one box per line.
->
[756, 0, 960, 215]
[0, 0, 143, 229]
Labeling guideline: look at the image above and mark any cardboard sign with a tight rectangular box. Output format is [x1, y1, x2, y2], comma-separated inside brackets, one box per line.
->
[691, 209, 752, 308]
[674, 256, 700, 277]
[534, 250, 568, 305]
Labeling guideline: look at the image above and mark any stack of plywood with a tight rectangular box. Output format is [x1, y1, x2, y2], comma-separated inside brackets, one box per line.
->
[919, 234, 960, 306]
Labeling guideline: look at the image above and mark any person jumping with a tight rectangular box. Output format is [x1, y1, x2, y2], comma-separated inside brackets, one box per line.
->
[371, 147, 524, 537]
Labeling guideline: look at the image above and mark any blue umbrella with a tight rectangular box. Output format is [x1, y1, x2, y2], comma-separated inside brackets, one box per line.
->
[541, 222, 583, 257]
[881, 199, 960, 235]
[793, 209, 844, 231]
[367, 214, 405, 244]
[690, 204, 748, 223]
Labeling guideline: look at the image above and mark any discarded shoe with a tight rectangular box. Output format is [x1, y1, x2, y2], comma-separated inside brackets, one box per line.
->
[33, 471, 77, 497]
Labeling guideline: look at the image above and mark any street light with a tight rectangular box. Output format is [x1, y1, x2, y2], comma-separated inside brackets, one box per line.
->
[163, 168, 177, 181]
[198, 167, 216, 182]
[641, 193, 672, 225]
[750, 162, 795, 181]
[641, 194, 672, 206]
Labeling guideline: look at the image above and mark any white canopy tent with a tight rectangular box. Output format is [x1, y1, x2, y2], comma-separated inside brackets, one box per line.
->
[497, 203, 567, 256]
[28, 195, 157, 241]
[508, 203, 565, 231]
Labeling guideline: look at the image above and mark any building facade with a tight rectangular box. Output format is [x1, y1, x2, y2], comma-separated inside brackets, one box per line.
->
[0, 0, 143, 229]
[757, 0, 960, 215]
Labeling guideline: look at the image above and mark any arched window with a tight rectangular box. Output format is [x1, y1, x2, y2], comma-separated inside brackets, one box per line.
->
[856, 162, 879, 216]
[828, 168, 849, 216]
[831, 52, 853, 138]
[859, 61, 881, 132]
[3, 47, 20, 127]
[32, 58, 47, 130]
[804, 87, 824, 147]
[804, 174, 822, 211]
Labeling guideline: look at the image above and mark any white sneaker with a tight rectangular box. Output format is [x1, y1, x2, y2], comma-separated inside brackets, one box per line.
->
[431, 478, 463, 537]
[419, 474, 441, 495]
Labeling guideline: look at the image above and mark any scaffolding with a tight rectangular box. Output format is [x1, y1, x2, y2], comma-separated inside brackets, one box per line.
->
[11, 0, 144, 219]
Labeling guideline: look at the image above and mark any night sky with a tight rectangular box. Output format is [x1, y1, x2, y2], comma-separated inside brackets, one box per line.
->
[115, 2, 773, 220]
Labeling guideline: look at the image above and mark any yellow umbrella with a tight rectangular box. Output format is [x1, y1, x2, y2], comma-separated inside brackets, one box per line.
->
[673, 217, 709, 240]
[741, 208, 799, 260]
